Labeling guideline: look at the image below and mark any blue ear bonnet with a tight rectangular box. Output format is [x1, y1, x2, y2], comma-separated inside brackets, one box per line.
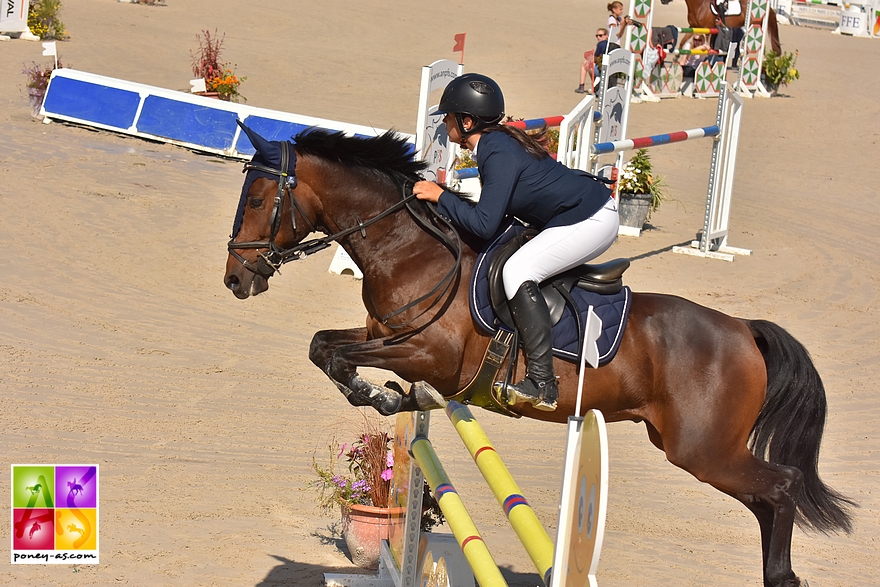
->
[230, 141, 297, 239]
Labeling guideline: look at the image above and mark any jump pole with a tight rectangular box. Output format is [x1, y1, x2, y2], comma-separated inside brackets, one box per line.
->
[410, 435, 510, 587]
[444, 402, 556, 584]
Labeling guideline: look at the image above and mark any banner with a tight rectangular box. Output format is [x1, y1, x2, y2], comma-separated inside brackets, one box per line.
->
[414, 59, 463, 184]
[0, 0, 30, 33]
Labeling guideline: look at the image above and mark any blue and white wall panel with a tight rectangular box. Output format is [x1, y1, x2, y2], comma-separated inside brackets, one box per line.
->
[41, 69, 414, 159]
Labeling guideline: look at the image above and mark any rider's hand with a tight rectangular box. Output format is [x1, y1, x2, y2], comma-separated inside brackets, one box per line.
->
[413, 180, 444, 204]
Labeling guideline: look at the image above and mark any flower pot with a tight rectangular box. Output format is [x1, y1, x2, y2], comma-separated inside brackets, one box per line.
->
[27, 87, 45, 119]
[618, 192, 652, 229]
[193, 91, 225, 100]
[340, 504, 404, 569]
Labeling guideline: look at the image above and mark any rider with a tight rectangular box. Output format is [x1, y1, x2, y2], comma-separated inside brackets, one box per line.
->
[413, 73, 619, 411]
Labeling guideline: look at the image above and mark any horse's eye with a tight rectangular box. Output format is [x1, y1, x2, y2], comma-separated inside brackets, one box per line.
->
[249, 198, 264, 209]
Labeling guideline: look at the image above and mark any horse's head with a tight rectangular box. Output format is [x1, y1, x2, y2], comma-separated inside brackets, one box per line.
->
[224, 122, 319, 299]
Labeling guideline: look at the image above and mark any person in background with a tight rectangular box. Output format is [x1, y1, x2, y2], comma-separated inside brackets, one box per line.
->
[575, 28, 608, 94]
[606, 1, 635, 48]
[679, 33, 710, 96]
[413, 74, 619, 411]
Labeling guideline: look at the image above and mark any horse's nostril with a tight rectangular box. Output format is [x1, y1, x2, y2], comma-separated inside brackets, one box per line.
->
[225, 275, 240, 290]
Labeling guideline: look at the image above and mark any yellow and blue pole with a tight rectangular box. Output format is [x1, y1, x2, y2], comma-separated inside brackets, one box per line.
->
[410, 435, 509, 587]
[445, 401, 555, 586]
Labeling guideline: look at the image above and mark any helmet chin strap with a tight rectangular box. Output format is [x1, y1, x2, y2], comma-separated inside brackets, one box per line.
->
[454, 113, 475, 148]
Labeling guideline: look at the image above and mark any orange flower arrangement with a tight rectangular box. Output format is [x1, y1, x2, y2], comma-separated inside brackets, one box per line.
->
[207, 68, 246, 103]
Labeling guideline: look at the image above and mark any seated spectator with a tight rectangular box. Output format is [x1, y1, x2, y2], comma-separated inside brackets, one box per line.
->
[679, 34, 710, 96]
[576, 28, 608, 94]
[680, 35, 709, 79]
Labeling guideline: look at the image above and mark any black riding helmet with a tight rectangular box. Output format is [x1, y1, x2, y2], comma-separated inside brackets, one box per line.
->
[437, 73, 505, 137]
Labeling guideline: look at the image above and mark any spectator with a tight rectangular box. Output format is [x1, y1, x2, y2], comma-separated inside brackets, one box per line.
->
[679, 34, 710, 96]
[607, 1, 635, 48]
[575, 28, 608, 94]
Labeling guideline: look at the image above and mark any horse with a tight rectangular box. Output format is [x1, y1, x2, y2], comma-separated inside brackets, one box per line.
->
[682, 0, 782, 54]
[223, 123, 854, 587]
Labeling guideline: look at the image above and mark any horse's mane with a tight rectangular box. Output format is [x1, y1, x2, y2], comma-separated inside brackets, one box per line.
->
[294, 128, 427, 179]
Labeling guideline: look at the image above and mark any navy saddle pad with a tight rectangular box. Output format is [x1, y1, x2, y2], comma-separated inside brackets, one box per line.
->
[469, 222, 631, 366]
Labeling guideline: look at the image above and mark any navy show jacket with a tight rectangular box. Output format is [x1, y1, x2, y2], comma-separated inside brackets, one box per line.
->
[437, 130, 611, 240]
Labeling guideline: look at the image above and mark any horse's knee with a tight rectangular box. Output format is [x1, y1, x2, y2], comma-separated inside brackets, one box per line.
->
[308, 331, 330, 368]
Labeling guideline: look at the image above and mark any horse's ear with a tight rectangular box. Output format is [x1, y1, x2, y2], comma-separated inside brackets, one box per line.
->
[237, 119, 283, 165]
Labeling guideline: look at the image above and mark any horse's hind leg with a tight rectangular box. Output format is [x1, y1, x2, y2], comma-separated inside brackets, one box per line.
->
[733, 460, 805, 587]
[668, 445, 805, 587]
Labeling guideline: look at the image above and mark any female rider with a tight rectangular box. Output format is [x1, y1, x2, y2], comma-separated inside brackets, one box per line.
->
[413, 73, 619, 411]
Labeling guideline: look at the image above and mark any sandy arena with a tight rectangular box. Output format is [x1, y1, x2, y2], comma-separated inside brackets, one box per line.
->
[1, 0, 879, 585]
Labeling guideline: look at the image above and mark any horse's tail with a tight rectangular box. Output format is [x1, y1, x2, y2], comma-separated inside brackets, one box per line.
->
[767, 8, 782, 54]
[748, 319, 856, 534]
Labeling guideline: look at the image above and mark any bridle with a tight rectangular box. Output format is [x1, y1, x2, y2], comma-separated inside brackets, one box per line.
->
[227, 141, 463, 330]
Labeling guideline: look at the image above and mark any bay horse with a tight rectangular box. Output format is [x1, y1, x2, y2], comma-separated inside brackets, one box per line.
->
[681, 0, 782, 54]
[223, 124, 853, 587]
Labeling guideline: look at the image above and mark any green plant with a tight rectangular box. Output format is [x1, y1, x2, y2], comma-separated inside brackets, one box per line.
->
[23, 58, 63, 116]
[455, 150, 477, 170]
[311, 419, 444, 532]
[191, 29, 246, 102]
[617, 148, 667, 219]
[312, 425, 393, 512]
[23, 59, 61, 93]
[28, 0, 68, 40]
[191, 29, 225, 81]
[762, 50, 800, 89]
[207, 68, 247, 102]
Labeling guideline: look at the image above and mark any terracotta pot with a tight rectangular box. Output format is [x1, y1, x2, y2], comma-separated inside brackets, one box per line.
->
[340, 504, 404, 569]
[193, 91, 225, 100]
[618, 192, 653, 229]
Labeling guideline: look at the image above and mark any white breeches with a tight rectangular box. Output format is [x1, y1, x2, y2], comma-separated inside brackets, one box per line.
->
[502, 196, 619, 299]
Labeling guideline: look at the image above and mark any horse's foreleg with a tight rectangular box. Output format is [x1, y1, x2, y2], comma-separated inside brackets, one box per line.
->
[309, 328, 446, 415]
[309, 328, 374, 407]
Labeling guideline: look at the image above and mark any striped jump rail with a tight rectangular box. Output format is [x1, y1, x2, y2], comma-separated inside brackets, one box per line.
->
[672, 49, 726, 55]
[675, 27, 720, 34]
[410, 436, 509, 587]
[505, 115, 565, 131]
[592, 125, 720, 155]
[410, 401, 556, 586]
[454, 112, 597, 180]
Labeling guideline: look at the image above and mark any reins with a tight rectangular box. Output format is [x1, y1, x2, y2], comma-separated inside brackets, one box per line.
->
[227, 142, 462, 330]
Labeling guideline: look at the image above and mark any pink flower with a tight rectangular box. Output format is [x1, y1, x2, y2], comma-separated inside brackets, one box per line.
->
[386, 451, 394, 468]
[381, 468, 393, 481]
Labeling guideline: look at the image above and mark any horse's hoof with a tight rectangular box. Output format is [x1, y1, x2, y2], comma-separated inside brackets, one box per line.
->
[410, 381, 447, 411]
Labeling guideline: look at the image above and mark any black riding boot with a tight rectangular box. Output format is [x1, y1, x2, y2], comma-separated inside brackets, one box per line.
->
[498, 281, 558, 411]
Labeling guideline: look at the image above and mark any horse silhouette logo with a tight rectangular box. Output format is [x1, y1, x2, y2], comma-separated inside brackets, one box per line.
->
[67, 478, 84, 496]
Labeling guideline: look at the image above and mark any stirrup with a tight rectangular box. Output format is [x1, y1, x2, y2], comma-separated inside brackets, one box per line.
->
[495, 378, 558, 412]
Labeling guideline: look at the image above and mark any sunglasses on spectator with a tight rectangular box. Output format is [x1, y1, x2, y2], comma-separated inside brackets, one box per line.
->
[596, 33, 607, 37]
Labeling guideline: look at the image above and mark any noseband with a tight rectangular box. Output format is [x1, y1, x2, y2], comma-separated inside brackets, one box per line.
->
[227, 141, 462, 329]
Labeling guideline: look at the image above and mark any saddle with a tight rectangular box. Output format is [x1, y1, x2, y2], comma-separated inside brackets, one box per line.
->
[710, 0, 742, 18]
[486, 227, 629, 329]
[451, 221, 632, 417]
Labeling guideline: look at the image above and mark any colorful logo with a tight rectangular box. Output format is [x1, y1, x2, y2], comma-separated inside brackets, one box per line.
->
[11, 464, 99, 564]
